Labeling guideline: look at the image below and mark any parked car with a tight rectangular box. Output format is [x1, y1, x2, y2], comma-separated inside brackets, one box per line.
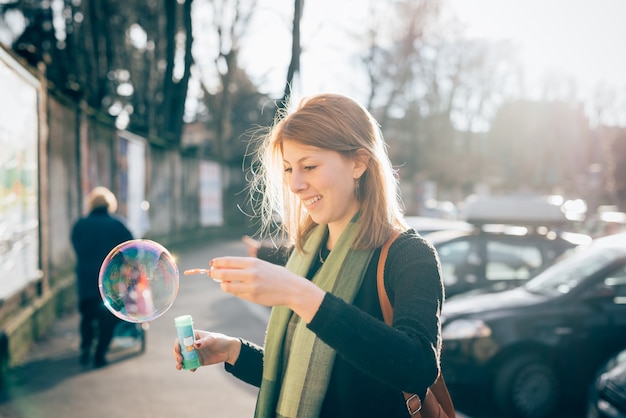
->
[418, 195, 590, 298]
[425, 225, 589, 298]
[587, 346, 626, 418]
[440, 233, 626, 418]
[404, 216, 473, 236]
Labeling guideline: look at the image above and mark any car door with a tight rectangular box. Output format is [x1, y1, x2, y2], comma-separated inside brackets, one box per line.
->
[565, 262, 626, 387]
[590, 262, 626, 359]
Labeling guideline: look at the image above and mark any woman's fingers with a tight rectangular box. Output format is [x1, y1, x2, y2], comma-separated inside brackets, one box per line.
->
[183, 268, 210, 275]
[211, 256, 256, 269]
[185, 257, 266, 283]
[184, 257, 253, 280]
[209, 257, 262, 283]
[208, 257, 297, 307]
[173, 338, 185, 370]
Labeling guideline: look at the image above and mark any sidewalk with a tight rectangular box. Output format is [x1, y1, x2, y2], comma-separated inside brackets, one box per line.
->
[13, 309, 82, 366]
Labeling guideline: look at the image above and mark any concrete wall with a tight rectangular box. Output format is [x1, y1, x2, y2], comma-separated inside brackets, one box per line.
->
[47, 94, 81, 282]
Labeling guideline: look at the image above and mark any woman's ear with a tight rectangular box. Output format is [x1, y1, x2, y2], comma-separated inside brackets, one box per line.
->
[353, 149, 369, 179]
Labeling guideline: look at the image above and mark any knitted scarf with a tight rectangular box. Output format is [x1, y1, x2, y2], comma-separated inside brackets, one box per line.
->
[254, 220, 374, 418]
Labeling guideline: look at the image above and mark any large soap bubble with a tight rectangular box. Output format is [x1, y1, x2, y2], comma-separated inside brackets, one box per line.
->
[99, 239, 179, 323]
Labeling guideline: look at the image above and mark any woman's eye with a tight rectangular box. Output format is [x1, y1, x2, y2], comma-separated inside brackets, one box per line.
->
[304, 165, 316, 171]
[283, 167, 292, 174]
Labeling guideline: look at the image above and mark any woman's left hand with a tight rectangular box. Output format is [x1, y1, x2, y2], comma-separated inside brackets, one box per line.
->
[209, 256, 325, 323]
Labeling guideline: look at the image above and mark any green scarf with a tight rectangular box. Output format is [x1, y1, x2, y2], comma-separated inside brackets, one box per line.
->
[254, 220, 374, 418]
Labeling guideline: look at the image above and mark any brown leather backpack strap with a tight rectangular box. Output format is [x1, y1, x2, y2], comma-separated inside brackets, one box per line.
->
[377, 229, 456, 418]
[428, 375, 455, 418]
[378, 230, 424, 415]
[377, 230, 400, 324]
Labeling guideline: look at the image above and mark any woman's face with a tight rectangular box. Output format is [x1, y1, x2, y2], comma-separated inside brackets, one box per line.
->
[282, 140, 365, 232]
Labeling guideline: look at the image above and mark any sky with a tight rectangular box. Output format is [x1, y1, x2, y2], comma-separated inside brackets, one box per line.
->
[447, 0, 626, 95]
[236, 0, 626, 122]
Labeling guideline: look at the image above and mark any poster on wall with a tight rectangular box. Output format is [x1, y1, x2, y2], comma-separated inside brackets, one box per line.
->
[117, 131, 149, 238]
[199, 161, 223, 226]
[0, 47, 41, 299]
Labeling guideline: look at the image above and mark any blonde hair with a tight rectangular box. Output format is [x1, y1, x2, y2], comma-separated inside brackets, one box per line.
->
[87, 186, 118, 213]
[249, 94, 407, 251]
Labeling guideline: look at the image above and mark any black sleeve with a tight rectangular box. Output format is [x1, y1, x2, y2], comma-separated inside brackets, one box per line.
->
[224, 339, 264, 387]
[306, 231, 443, 398]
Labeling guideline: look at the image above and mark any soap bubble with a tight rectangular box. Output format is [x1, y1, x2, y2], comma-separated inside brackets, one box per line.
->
[99, 239, 179, 323]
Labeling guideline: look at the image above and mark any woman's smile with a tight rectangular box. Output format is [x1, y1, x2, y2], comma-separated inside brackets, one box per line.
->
[303, 195, 323, 208]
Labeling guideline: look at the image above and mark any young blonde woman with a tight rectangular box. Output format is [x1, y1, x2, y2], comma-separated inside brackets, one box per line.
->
[174, 94, 445, 418]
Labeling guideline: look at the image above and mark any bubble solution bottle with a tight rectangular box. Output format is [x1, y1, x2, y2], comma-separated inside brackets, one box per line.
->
[175, 315, 202, 370]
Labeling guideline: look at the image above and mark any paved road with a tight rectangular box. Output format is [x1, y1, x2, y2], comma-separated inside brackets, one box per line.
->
[0, 238, 476, 418]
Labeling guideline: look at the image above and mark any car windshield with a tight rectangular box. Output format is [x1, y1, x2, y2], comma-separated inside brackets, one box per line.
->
[524, 246, 622, 296]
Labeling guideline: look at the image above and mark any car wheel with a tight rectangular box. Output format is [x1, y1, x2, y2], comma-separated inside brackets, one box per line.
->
[492, 354, 560, 418]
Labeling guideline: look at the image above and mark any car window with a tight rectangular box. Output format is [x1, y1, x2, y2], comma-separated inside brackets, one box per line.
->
[436, 240, 472, 285]
[485, 241, 543, 281]
[525, 246, 622, 296]
[604, 265, 626, 304]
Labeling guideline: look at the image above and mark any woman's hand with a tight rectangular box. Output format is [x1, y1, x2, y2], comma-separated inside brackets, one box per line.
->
[210, 256, 325, 323]
[173, 330, 241, 371]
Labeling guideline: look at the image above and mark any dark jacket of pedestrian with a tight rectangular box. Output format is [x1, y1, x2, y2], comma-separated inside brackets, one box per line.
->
[71, 186, 134, 367]
[71, 189, 134, 300]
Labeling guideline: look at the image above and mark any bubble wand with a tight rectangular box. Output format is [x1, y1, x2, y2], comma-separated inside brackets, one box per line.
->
[183, 269, 210, 275]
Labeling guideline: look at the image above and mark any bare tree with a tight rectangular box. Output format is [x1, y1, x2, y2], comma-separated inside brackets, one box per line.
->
[191, 0, 263, 161]
[277, 0, 303, 112]
[75, 0, 194, 144]
[358, 0, 522, 199]
[359, 0, 440, 126]
[2, 0, 194, 147]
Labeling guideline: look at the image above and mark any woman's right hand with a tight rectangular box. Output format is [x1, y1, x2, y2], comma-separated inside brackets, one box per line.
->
[173, 330, 242, 371]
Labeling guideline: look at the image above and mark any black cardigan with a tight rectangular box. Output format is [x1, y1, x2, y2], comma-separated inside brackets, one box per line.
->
[226, 230, 443, 417]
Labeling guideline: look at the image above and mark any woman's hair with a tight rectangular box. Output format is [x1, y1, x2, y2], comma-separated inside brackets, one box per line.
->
[87, 186, 118, 213]
[250, 94, 407, 251]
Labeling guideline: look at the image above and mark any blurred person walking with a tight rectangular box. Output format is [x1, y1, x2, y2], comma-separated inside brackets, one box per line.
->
[71, 186, 133, 367]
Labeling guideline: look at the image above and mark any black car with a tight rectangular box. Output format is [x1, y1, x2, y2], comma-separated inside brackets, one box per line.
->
[587, 348, 626, 418]
[416, 195, 591, 298]
[439, 233, 626, 418]
[425, 225, 589, 298]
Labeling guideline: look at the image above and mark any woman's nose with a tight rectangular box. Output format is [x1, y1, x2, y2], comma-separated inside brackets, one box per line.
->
[288, 171, 306, 193]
